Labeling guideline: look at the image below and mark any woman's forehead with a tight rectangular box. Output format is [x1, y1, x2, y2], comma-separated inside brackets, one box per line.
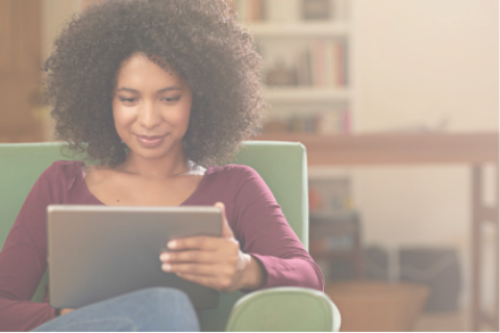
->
[116, 53, 185, 90]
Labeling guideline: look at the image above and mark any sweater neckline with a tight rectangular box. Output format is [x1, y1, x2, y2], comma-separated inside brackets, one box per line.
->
[77, 161, 211, 206]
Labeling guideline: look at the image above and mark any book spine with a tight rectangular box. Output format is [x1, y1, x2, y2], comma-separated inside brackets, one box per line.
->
[343, 40, 349, 86]
[306, 46, 314, 87]
[238, 0, 247, 22]
[313, 39, 327, 87]
[338, 40, 345, 86]
[248, 0, 255, 21]
[319, 39, 327, 87]
[256, 0, 264, 21]
[312, 40, 319, 87]
[295, 49, 306, 86]
[342, 107, 350, 134]
[326, 40, 334, 88]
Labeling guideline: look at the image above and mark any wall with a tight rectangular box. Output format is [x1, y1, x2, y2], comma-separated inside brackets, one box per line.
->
[350, 0, 498, 307]
[39, 0, 498, 308]
[352, 0, 498, 132]
[42, 0, 81, 60]
[41, 0, 81, 140]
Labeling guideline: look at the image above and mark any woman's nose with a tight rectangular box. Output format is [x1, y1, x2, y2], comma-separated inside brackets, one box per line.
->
[137, 101, 162, 129]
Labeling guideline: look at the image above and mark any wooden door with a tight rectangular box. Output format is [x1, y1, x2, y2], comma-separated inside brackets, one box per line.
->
[0, 0, 42, 142]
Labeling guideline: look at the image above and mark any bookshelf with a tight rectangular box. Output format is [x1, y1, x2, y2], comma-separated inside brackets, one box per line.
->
[236, 2, 499, 328]
[234, 0, 352, 135]
[265, 87, 350, 103]
[246, 21, 349, 37]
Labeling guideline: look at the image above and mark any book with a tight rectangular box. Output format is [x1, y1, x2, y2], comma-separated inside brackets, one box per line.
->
[234, 0, 265, 22]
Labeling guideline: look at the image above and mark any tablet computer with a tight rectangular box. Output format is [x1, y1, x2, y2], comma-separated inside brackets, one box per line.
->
[47, 205, 222, 309]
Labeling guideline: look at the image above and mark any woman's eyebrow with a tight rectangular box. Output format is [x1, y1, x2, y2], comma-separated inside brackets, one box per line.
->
[115, 86, 182, 93]
[157, 86, 182, 93]
[116, 87, 139, 93]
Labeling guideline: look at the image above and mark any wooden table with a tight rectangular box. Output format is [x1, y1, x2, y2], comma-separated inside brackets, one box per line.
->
[255, 132, 499, 331]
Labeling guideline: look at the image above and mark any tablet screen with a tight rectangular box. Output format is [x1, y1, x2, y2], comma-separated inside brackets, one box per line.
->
[47, 205, 222, 309]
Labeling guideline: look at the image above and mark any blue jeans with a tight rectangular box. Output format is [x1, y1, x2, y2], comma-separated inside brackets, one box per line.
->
[33, 287, 200, 331]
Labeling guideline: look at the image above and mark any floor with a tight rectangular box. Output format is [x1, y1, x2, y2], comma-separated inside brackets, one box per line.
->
[414, 308, 497, 332]
[414, 309, 469, 332]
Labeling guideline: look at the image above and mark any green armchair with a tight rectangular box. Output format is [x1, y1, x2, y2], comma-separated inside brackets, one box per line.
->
[0, 141, 341, 331]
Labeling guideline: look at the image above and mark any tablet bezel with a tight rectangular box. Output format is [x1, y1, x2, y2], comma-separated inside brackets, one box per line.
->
[47, 205, 222, 309]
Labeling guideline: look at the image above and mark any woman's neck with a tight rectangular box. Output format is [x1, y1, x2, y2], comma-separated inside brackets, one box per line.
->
[116, 148, 189, 181]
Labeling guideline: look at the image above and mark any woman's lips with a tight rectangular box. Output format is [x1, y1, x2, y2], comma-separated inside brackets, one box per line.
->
[135, 134, 168, 148]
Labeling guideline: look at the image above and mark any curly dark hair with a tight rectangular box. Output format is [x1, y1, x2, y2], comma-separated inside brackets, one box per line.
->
[44, 0, 264, 167]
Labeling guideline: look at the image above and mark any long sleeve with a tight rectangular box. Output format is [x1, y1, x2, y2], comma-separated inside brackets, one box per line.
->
[0, 166, 59, 331]
[0, 160, 324, 330]
[228, 166, 324, 292]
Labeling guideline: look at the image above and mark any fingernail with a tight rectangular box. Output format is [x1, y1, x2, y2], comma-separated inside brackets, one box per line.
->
[168, 241, 177, 249]
[162, 264, 171, 271]
[159, 253, 170, 261]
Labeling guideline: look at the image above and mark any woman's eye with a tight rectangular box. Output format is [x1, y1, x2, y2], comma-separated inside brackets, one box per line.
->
[162, 96, 181, 102]
[118, 97, 137, 103]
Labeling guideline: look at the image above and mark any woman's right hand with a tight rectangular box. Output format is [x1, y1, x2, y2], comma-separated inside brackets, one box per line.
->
[159, 202, 264, 292]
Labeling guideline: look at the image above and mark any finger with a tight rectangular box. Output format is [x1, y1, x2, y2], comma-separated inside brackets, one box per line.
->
[162, 263, 219, 276]
[159, 250, 218, 264]
[214, 202, 234, 239]
[168, 236, 221, 251]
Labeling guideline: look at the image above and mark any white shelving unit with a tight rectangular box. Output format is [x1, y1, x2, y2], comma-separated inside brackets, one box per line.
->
[246, 22, 349, 38]
[238, 0, 354, 133]
[265, 87, 350, 103]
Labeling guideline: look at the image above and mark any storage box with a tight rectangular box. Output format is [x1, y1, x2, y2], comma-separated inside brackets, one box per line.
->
[325, 281, 429, 331]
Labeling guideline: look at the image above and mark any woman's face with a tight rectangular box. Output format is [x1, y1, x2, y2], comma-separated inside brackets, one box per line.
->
[112, 53, 192, 161]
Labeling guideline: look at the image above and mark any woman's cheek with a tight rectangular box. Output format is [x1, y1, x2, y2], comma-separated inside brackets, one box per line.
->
[169, 104, 191, 129]
[113, 103, 137, 140]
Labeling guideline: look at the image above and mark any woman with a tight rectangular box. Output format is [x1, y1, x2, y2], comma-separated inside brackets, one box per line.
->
[0, 0, 324, 331]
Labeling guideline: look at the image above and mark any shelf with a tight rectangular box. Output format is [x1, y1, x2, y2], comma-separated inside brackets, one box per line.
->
[252, 132, 499, 165]
[308, 166, 351, 179]
[264, 87, 350, 103]
[246, 21, 349, 38]
[310, 211, 359, 222]
[310, 252, 359, 260]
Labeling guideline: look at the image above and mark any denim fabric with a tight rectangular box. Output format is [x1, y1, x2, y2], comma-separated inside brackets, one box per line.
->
[33, 287, 200, 332]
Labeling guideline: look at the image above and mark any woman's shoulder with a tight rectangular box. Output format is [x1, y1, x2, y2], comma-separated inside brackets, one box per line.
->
[203, 164, 266, 194]
[43, 159, 83, 175]
[39, 160, 85, 184]
[27, 160, 87, 203]
[205, 164, 260, 180]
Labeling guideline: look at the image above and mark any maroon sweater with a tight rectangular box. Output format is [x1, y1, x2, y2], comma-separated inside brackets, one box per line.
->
[0, 160, 323, 331]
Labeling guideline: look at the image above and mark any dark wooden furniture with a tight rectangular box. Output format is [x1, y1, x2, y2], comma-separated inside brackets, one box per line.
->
[309, 212, 364, 279]
[255, 132, 499, 331]
[0, 0, 42, 142]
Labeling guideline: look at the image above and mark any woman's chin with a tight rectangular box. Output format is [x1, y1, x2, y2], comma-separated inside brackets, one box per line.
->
[127, 141, 181, 161]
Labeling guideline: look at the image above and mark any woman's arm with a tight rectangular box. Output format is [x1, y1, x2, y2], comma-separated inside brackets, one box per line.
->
[160, 166, 323, 292]
[232, 166, 324, 291]
[0, 164, 62, 331]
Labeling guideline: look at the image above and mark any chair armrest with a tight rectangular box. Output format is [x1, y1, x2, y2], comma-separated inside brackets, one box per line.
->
[225, 287, 341, 332]
[32, 269, 48, 302]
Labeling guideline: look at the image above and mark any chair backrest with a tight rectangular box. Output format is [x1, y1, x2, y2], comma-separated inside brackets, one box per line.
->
[0, 141, 309, 331]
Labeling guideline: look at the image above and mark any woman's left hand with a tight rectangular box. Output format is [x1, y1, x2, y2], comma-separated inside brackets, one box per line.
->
[159, 202, 264, 292]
